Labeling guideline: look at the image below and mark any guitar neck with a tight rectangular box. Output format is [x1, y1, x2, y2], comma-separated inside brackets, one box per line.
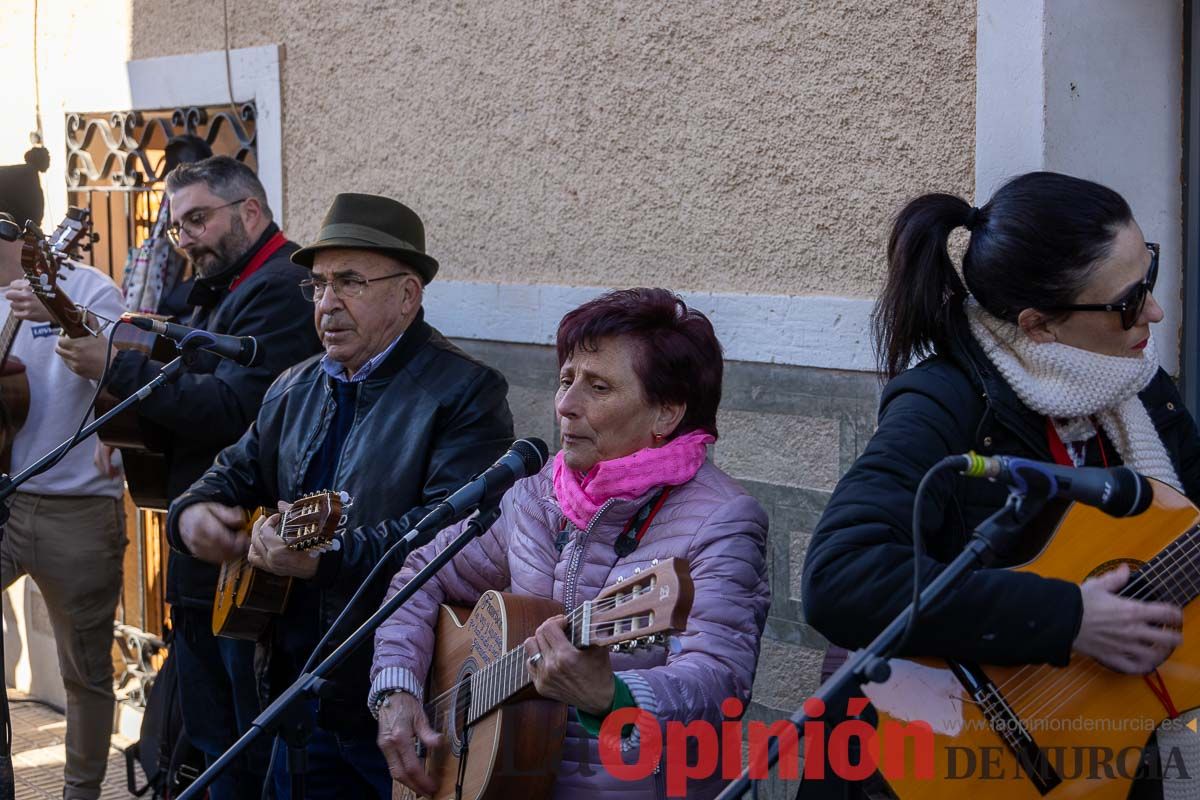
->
[37, 287, 89, 338]
[425, 558, 688, 739]
[0, 310, 20, 367]
[1129, 524, 1200, 607]
[459, 603, 598, 727]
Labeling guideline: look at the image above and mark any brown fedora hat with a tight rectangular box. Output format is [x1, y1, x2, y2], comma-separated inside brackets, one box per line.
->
[291, 193, 439, 283]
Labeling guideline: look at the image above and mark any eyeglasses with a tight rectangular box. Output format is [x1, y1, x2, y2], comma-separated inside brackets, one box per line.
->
[165, 199, 248, 245]
[298, 271, 414, 302]
[1040, 242, 1160, 330]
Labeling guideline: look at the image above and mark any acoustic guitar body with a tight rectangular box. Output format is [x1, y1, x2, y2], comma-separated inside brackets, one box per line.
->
[395, 592, 568, 800]
[95, 323, 177, 509]
[866, 479, 1200, 799]
[212, 493, 347, 640]
[213, 556, 292, 641]
[0, 360, 30, 472]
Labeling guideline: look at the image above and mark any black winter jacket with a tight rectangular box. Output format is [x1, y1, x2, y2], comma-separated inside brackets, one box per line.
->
[165, 310, 514, 733]
[803, 321, 1200, 669]
[106, 225, 321, 606]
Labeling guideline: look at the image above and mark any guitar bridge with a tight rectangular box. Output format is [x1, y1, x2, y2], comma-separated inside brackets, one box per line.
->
[949, 661, 1062, 795]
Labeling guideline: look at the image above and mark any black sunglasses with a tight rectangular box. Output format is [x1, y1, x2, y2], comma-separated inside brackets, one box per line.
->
[1041, 242, 1159, 330]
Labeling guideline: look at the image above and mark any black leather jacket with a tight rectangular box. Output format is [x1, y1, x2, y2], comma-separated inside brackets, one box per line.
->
[106, 225, 322, 607]
[166, 309, 514, 733]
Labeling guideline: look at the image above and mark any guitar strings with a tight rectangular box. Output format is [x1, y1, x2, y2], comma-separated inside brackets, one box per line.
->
[1011, 538, 1200, 723]
[423, 593, 649, 728]
[421, 587, 658, 731]
[65, 303, 118, 336]
[930, 529, 1200, 730]
[984, 552, 1194, 722]
[992, 534, 1198, 711]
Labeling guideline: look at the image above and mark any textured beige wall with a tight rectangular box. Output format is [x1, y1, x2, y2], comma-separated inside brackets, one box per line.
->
[121, 1, 975, 298]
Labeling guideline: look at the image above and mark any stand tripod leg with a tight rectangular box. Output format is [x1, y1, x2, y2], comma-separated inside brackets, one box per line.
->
[277, 701, 314, 800]
[286, 743, 307, 800]
[0, 508, 15, 800]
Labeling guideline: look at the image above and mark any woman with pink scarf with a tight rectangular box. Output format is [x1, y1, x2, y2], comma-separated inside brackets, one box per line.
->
[371, 288, 771, 798]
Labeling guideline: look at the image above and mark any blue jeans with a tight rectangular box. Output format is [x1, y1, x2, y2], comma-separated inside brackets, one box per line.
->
[172, 606, 269, 800]
[270, 707, 391, 800]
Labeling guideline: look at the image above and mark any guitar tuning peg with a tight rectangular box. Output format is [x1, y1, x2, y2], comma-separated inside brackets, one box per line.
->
[651, 558, 659, 567]
[633, 567, 642, 575]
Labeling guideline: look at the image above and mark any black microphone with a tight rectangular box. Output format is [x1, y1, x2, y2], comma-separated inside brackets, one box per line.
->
[123, 314, 262, 367]
[958, 453, 1153, 518]
[400, 438, 550, 549]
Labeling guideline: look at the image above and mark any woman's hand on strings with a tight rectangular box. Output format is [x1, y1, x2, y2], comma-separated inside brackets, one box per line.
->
[1074, 563, 1183, 674]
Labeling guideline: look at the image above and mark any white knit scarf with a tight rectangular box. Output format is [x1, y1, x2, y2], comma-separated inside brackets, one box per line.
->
[965, 299, 1182, 492]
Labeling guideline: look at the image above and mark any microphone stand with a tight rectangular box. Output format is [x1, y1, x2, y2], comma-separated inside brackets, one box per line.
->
[0, 344, 203, 800]
[177, 503, 505, 800]
[0, 352, 196, 508]
[716, 490, 1049, 800]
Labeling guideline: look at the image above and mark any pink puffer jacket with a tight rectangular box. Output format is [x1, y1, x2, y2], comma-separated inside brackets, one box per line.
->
[371, 459, 771, 799]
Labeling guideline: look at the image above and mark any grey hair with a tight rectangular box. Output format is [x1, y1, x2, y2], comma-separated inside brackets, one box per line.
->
[164, 155, 272, 222]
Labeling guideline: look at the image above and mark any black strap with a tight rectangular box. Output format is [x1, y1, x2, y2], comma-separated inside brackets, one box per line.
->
[555, 488, 672, 557]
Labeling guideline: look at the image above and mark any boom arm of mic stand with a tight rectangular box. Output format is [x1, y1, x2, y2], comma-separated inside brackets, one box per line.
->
[177, 503, 505, 800]
[715, 491, 1047, 799]
[0, 353, 193, 509]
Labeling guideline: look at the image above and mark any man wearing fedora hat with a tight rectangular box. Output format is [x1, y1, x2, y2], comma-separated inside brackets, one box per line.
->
[168, 193, 514, 797]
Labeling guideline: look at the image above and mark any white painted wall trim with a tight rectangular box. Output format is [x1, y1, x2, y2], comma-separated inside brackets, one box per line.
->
[974, 0, 1046, 200]
[46, 45, 284, 224]
[424, 281, 877, 371]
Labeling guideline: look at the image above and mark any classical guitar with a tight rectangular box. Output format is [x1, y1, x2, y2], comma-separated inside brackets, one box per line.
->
[862, 478, 1200, 799]
[17, 208, 94, 338]
[213, 491, 350, 640]
[20, 208, 178, 508]
[0, 211, 98, 469]
[394, 557, 694, 800]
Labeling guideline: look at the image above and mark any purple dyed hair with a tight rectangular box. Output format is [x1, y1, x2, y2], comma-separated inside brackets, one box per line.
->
[556, 288, 723, 439]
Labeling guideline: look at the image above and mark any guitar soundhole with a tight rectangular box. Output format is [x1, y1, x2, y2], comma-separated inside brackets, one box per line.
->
[1089, 557, 1145, 579]
[448, 658, 476, 757]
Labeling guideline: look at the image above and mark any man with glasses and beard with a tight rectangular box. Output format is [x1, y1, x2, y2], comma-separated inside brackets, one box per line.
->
[57, 155, 321, 799]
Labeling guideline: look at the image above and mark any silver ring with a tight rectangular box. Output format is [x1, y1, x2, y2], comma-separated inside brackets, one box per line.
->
[528, 652, 543, 666]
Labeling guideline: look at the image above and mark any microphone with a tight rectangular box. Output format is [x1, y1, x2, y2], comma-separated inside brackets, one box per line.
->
[123, 314, 262, 367]
[400, 437, 550, 548]
[958, 453, 1153, 518]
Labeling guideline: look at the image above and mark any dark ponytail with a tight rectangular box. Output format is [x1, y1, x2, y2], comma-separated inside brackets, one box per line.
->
[874, 171, 1134, 379]
[874, 193, 973, 380]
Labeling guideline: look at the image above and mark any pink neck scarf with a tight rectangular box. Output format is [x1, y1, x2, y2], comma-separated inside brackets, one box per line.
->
[552, 428, 715, 531]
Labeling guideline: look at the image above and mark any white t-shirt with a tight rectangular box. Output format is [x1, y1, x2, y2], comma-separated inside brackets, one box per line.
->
[2, 263, 126, 498]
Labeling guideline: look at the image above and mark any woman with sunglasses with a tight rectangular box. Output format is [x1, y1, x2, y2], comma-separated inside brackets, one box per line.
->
[800, 171, 1197, 799]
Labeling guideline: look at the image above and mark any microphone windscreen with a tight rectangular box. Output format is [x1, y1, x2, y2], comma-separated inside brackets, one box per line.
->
[513, 438, 550, 476]
[1114, 468, 1154, 517]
